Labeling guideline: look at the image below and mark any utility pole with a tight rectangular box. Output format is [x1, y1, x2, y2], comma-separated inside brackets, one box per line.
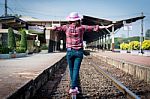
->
[5, 0, 8, 16]
[140, 12, 144, 53]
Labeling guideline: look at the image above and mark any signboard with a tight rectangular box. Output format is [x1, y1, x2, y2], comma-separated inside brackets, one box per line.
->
[123, 24, 132, 31]
[28, 25, 44, 34]
[123, 21, 132, 31]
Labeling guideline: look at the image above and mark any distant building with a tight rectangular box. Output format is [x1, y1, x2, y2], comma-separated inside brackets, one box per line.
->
[20, 16, 68, 52]
[0, 16, 36, 53]
[0, 16, 67, 52]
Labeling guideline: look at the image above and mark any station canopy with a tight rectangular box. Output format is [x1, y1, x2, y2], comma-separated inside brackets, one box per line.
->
[82, 15, 145, 43]
[0, 15, 145, 43]
[0, 16, 27, 30]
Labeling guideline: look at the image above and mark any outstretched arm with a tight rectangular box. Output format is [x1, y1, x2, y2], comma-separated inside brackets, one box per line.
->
[99, 24, 114, 29]
[45, 26, 56, 30]
[43, 25, 67, 32]
[82, 24, 114, 32]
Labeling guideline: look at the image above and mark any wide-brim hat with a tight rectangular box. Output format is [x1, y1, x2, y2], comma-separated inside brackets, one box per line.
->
[66, 12, 82, 21]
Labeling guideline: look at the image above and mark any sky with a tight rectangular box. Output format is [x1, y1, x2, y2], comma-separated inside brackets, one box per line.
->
[0, 0, 150, 37]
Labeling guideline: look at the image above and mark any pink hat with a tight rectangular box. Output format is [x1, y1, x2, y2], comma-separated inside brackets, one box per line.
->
[66, 12, 82, 21]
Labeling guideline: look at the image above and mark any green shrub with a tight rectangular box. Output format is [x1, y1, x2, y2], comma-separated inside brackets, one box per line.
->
[16, 41, 20, 47]
[40, 44, 48, 50]
[0, 47, 11, 54]
[16, 47, 26, 53]
[120, 43, 129, 50]
[8, 27, 16, 50]
[20, 29, 27, 50]
[142, 40, 150, 50]
[129, 41, 140, 50]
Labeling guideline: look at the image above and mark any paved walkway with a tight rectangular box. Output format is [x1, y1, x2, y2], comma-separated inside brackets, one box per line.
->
[0, 52, 66, 99]
[93, 50, 150, 67]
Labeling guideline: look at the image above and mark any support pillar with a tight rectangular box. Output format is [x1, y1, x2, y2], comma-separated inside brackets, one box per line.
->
[104, 34, 107, 49]
[96, 40, 98, 50]
[102, 35, 104, 50]
[48, 30, 54, 53]
[140, 12, 144, 54]
[111, 23, 115, 51]
[57, 40, 60, 51]
[63, 39, 66, 51]
[100, 36, 102, 49]
[92, 41, 94, 50]
[108, 34, 111, 50]
[54, 33, 58, 52]
[98, 37, 100, 50]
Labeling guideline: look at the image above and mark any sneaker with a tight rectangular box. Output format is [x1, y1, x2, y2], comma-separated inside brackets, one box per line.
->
[69, 88, 74, 94]
[74, 87, 80, 94]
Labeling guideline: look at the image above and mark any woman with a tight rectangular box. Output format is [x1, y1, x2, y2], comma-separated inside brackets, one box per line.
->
[48, 12, 113, 94]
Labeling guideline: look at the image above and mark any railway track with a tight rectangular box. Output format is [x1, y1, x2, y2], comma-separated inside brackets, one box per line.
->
[86, 57, 140, 99]
[91, 56, 150, 99]
[33, 55, 150, 99]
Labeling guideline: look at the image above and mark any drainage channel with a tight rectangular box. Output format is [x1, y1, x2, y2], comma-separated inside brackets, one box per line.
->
[32, 59, 69, 99]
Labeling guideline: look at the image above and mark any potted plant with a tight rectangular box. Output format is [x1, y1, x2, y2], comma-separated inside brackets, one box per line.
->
[129, 41, 140, 55]
[142, 40, 150, 56]
[120, 42, 129, 53]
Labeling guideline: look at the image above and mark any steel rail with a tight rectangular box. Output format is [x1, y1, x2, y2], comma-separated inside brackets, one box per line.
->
[91, 62, 140, 99]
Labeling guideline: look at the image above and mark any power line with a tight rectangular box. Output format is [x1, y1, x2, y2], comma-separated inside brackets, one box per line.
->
[7, 0, 62, 17]
[4, 0, 65, 18]
[2, 0, 150, 21]
[13, 8, 65, 17]
[7, 6, 15, 14]
[9, 1, 142, 19]
[1, 4, 65, 18]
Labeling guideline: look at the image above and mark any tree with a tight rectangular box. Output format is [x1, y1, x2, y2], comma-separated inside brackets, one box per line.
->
[8, 27, 16, 51]
[145, 29, 150, 39]
[20, 29, 27, 50]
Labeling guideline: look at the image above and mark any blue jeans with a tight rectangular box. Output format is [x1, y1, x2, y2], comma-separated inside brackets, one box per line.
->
[66, 48, 83, 89]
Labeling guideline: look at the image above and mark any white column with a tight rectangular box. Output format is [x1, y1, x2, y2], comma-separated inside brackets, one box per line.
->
[111, 22, 115, 51]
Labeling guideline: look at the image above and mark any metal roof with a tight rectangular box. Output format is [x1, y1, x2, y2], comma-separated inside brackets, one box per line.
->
[82, 15, 145, 43]
[0, 15, 145, 43]
[0, 16, 27, 29]
[82, 15, 112, 26]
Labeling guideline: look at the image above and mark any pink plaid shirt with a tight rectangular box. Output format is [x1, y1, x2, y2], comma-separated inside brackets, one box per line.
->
[55, 24, 99, 49]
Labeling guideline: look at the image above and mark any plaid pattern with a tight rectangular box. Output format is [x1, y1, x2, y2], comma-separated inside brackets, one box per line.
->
[55, 24, 99, 49]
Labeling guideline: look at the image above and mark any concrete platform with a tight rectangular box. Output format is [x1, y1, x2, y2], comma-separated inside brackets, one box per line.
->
[93, 50, 150, 67]
[0, 52, 66, 99]
[91, 50, 150, 83]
